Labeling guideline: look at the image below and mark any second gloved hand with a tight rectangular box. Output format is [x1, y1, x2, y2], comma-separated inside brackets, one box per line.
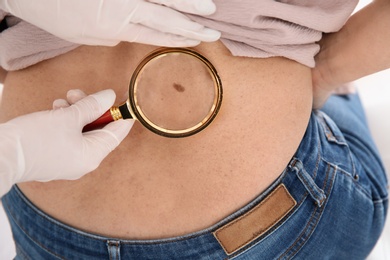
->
[0, 0, 220, 46]
[0, 89, 133, 190]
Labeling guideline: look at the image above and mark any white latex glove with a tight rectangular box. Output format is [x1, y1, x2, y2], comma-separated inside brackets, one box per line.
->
[0, 89, 134, 197]
[0, 0, 220, 47]
[53, 89, 89, 109]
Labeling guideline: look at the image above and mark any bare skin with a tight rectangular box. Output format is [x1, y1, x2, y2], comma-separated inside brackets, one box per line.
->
[0, 41, 312, 239]
[312, 0, 390, 108]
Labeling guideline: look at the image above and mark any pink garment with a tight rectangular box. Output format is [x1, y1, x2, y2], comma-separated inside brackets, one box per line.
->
[0, 10, 79, 71]
[188, 0, 358, 67]
[0, 1, 358, 70]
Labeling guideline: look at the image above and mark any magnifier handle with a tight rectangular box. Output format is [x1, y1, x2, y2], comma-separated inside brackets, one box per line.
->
[83, 107, 122, 132]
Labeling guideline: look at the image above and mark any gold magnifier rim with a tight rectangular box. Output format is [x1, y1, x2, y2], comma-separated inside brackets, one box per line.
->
[128, 47, 223, 138]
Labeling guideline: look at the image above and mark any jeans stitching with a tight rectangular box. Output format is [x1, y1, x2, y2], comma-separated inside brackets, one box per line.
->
[2, 199, 64, 259]
[294, 165, 326, 206]
[15, 244, 29, 260]
[229, 173, 311, 259]
[13, 186, 215, 246]
[214, 184, 296, 255]
[316, 111, 348, 146]
[323, 158, 373, 200]
[278, 164, 334, 259]
[107, 240, 121, 260]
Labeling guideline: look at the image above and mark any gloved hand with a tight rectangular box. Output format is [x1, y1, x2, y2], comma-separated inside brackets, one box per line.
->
[0, 89, 133, 197]
[0, 0, 220, 47]
[53, 89, 89, 109]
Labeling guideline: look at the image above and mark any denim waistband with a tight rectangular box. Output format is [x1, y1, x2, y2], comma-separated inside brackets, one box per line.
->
[2, 111, 361, 259]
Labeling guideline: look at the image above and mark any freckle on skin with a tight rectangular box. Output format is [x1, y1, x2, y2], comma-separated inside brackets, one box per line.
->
[173, 83, 185, 92]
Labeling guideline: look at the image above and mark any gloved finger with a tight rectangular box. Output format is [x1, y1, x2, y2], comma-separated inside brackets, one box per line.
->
[82, 119, 134, 171]
[67, 36, 120, 47]
[53, 89, 88, 109]
[133, 2, 221, 42]
[53, 99, 70, 109]
[117, 24, 201, 46]
[147, 0, 217, 15]
[67, 89, 88, 105]
[70, 89, 116, 127]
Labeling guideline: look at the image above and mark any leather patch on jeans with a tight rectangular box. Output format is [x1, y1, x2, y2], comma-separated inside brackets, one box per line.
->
[213, 184, 296, 255]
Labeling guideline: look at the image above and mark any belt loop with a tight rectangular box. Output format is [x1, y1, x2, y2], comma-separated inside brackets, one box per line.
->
[107, 240, 121, 260]
[291, 159, 326, 207]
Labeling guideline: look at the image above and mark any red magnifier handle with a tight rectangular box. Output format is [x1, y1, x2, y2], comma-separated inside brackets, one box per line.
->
[83, 107, 123, 132]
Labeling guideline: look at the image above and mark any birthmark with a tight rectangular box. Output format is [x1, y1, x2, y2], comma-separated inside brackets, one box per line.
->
[173, 83, 185, 92]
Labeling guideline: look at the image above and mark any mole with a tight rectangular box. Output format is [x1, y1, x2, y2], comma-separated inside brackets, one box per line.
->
[173, 83, 185, 92]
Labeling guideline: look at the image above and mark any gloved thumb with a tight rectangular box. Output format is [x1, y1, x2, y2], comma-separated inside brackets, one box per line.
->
[70, 89, 116, 127]
[147, 0, 217, 15]
[81, 119, 134, 173]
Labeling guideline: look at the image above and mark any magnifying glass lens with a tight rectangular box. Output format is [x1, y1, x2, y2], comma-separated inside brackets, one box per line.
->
[83, 48, 222, 138]
[135, 53, 216, 131]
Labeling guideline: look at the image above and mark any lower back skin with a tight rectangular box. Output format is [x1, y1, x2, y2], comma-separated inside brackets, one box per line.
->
[0, 41, 313, 239]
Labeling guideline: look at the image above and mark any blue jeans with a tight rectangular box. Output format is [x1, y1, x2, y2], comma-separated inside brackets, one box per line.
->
[2, 94, 388, 259]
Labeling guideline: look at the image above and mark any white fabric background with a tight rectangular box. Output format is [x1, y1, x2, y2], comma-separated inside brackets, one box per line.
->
[358, 70, 390, 260]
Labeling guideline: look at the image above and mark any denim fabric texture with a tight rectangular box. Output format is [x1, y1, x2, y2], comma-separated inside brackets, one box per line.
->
[2, 94, 388, 259]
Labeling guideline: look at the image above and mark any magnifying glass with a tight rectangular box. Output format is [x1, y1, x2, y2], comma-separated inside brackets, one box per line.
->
[83, 48, 223, 138]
